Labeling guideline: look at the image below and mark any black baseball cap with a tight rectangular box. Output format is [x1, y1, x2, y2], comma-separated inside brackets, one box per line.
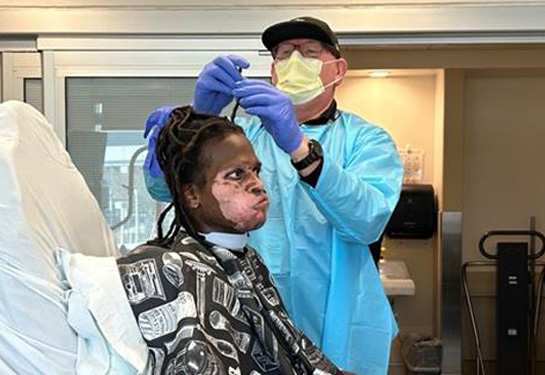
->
[262, 16, 341, 57]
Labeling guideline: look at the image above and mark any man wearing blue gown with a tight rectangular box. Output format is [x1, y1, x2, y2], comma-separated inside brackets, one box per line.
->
[145, 16, 403, 375]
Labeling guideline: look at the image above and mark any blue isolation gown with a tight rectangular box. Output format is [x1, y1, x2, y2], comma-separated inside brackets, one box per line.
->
[236, 110, 403, 375]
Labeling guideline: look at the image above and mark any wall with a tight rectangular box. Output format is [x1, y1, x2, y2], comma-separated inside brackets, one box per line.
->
[338, 72, 437, 183]
[461, 68, 545, 374]
[2, 1, 545, 41]
[462, 69, 545, 262]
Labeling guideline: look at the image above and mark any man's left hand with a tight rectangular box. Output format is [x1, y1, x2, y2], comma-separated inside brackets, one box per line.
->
[233, 79, 303, 154]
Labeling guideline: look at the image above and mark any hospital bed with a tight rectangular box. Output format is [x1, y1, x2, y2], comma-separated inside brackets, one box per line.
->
[0, 101, 147, 375]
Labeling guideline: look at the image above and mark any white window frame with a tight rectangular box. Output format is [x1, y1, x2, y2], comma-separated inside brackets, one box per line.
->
[1, 52, 42, 103]
[38, 37, 273, 146]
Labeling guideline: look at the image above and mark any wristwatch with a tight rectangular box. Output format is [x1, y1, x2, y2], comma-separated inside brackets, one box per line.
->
[291, 139, 323, 171]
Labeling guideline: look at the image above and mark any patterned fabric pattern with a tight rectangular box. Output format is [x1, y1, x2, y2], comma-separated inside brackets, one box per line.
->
[117, 233, 342, 375]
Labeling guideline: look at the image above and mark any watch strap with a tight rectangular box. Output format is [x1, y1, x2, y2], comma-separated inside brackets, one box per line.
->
[291, 140, 323, 170]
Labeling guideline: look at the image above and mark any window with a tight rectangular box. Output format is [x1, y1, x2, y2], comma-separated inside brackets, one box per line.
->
[24, 78, 43, 113]
[65, 77, 191, 251]
[65, 76, 264, 252]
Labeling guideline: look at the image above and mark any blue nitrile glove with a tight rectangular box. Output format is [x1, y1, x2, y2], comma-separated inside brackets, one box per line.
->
[142, 106, 175, 202]
[193, 55, 250, 115]
[233, 79, 303, 154]
[144, 170, 172, 203]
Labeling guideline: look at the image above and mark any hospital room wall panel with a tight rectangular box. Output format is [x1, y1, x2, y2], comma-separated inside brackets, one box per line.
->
[344, 46, 545, 70]
[442, 69, 465, 213]
[433, 70, 445, 211]
[337, 73, 437, 184]
[462, 68, 545, 264]
[432, 71, 445, 344]
[461, 68, 545, 372]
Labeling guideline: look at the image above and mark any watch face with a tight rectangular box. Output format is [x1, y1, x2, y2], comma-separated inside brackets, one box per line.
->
[311, 140, 323, 157]
[292, 140, 323, 170]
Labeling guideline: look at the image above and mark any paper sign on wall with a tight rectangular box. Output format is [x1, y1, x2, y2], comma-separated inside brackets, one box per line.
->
[399, 145, 424, 184]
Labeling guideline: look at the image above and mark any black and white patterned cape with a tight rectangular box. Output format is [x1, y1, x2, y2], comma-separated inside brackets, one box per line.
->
[116, 233, 343, 375]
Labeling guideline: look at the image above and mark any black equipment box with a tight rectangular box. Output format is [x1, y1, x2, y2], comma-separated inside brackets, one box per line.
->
[386, 184, 436, 239]
[497, 242, 529, 375]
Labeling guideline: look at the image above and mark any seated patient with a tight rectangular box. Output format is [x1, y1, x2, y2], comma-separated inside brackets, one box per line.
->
[117, 106, 342, 375]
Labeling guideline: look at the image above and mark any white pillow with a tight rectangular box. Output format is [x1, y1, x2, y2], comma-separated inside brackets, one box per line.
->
[57, 249, 148, 374]
[0, 101, 119, 373]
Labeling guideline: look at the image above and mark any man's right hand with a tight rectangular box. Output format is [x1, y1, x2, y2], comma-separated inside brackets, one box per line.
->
[193, 55, 250, 115]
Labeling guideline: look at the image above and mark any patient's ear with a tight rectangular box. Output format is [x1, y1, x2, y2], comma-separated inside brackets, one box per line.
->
[181, 184, 201, 209]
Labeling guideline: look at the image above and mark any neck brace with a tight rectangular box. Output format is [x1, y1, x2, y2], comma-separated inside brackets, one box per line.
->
[202, 232, 247, 251]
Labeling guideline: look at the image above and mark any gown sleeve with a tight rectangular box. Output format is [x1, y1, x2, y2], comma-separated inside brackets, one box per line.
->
[302, 119, 403, 245]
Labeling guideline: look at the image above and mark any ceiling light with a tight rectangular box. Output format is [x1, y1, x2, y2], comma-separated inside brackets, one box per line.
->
[367, 70, 390, 78]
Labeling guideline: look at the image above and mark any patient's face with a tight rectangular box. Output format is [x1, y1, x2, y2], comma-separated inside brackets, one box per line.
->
[189, 133, 268, 234]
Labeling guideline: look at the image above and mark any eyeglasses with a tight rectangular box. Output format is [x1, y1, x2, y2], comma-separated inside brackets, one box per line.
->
[274, 41, 325, 60]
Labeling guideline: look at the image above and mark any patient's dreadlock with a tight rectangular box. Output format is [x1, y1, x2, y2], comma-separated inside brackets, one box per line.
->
[151, 105, 244, 247]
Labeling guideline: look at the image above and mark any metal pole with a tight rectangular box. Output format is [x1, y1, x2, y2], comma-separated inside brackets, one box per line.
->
[110, 145, 147, 230]
[441, 212, 463, 375]
[462, 262, 494, 375]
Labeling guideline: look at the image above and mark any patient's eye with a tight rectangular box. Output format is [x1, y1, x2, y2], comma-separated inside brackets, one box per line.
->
[226, 168, 245, 180]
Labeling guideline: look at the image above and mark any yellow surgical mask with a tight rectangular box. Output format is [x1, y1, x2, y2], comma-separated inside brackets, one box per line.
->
[274, 50, 340, 105]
